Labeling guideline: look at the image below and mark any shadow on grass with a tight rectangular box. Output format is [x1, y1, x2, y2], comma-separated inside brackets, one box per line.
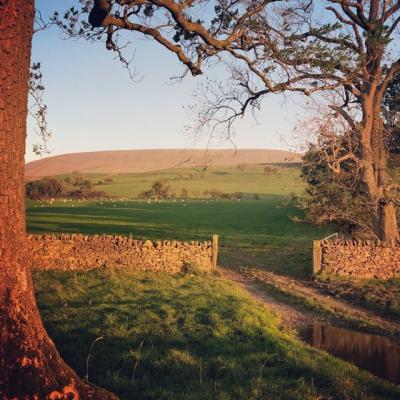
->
[34, 269, 399, 400]
[27, 198, 332, 278]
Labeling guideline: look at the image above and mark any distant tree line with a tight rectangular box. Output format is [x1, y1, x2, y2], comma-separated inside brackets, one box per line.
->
[139, 180, 254, 201]
[96, 177, 114, 185]
[26, 176, 106, 200]
[263, 166, 281, 175]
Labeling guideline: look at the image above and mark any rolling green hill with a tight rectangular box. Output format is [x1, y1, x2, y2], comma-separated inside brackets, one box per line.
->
[25, 148, 301, 180]
[44, 164, 304, 198]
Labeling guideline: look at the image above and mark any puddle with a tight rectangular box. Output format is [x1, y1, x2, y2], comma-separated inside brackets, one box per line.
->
[299, 322, 400, 384]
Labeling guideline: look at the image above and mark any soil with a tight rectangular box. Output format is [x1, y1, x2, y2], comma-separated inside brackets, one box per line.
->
[221, 268, 313, 332]
[220, 267, 400, 341]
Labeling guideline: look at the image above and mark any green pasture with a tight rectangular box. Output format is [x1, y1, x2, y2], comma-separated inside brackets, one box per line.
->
[26, 196, 330, 278]
[33, 269, 399, 400]
[27, 164, 329, 277]
[53, 164, 304, 198]
[28, 164, 400, 397]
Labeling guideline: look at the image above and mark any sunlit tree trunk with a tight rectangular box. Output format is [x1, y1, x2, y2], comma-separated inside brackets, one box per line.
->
[360, 92, 399, 242]
[0, 1, 117, 398]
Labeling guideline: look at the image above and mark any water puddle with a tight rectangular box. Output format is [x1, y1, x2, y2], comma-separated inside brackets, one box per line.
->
[299, 322, 400, 384]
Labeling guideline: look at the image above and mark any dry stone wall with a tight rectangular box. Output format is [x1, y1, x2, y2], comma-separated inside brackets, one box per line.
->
[313, 239, 400, 280]
[27, 234, 216, 272]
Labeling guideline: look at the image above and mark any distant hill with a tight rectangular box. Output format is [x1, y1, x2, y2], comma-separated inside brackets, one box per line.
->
[25, 149, 301, 180]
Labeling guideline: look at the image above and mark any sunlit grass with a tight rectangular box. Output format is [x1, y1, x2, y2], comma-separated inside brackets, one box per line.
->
[316, 275, 400, 320]
[27, 197, 331, 278]
[27, 165, 329, 277]
[82, 164, 306, 198]
[33, 269, 400, 400]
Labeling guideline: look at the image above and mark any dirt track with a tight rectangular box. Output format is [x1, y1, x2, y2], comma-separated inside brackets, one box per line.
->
[221, 266, 400, 341]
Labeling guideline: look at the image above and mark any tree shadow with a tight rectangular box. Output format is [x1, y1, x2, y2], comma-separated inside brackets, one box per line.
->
[34, 270, 400, 400]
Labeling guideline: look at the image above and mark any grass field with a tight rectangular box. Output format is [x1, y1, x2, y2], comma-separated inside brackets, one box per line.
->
[26, 197, 330, 278]
[33, 268, 400, 400]
[53, 164, 304, 198]
[27, 164, 400, 396]
[27, 164, 332, 278]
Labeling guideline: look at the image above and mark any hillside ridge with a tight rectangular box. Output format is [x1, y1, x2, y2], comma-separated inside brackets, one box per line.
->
[25, 148, 301, 179]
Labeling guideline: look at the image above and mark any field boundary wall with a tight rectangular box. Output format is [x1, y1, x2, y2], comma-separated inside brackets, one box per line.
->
[27, 234, 218, 272]
[313, 238, 400, 279]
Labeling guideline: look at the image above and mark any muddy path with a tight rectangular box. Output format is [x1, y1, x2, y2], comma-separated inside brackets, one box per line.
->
[220, 266, 400, 341]
[220, 268, 313, 332]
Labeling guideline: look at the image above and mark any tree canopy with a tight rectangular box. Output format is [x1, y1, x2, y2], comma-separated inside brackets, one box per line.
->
[49, 1, 400, 240]
[2, 1, 400, 398]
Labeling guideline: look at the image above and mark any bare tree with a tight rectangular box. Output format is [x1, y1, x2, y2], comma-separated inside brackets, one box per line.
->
[182, 1, 400, 241]
[0, 3, 118, 397]
[5, 0, 284, 395]
[180, 187, 189, 199]
[2, 0, 400, 397]
[302, 68, 400, 237]
[56, 2, 400, 243]
[300, 109, 373, 236]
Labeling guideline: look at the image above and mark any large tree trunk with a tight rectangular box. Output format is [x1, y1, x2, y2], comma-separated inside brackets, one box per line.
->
[356, 34, 400, 242]
[0, 1, 117, 398]
[377, 202, 398, 242]
[360, 156, 399, 242]
[360, 97, 399, 242]
[372, 112, 399, 241]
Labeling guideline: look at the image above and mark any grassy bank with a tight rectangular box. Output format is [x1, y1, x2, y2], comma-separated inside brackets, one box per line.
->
[315, 275, 400, 320]
[33, 269, 399, 400]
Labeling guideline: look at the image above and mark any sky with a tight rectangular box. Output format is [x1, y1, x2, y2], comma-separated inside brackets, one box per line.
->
[27, 1, 301, 162]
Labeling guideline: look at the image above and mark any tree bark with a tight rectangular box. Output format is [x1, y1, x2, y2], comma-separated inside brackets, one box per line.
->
[372, 111, 399, 241]
[377, 202, 399, 242]
[360, 97, 399, 242]
[355, 31, 400, 242]
[0, 1, 118, 398]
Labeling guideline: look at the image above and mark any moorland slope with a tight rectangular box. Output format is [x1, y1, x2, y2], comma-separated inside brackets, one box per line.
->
[25, 148, 301, 180]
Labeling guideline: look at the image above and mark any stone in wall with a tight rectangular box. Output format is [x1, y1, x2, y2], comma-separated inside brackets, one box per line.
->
[315, 239, 400, 280]
[27, 234, 215, 273]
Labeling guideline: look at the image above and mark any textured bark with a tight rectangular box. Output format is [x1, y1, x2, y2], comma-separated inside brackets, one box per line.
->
[0, 1, 118, 398]
[377, 202, 398, 242]
[358, 51, 399, 242]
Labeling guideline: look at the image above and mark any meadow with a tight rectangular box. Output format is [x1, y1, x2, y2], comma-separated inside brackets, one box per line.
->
[27, 164, 331, 278]
[33, 268, 400, 400]
[56, 164, 305, 198]
[28, 164, 400, 398]
[26, 197, 330, 278]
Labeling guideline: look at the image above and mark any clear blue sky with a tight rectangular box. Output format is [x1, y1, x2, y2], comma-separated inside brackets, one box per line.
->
[27, 1, 300, 162]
